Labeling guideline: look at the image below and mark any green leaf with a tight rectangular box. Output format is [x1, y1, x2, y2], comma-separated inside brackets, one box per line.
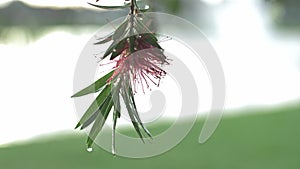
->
[87, 2, 130, 10]
[143, 33, 158, 41]
[71, 70, 114, 98]
[112, 87, 121, 119]
[80, 110, 99, 129]
[101, 18, 129, 59]
[87, 94, 114, 148]
[81, 92, 115, 130]
[122, 79, 152, 139]
[75, 84, 111, 129]
[142, 33, 162, 49]
[113, 104, 120, 123]
[111, 80, 122, 119]
[103, 38, 127, 59]
[129, 90, 152, 138]
[112, 107, 119, 155]
[94, 34, 113, 45]
[133, 18, 162, 49]
[134, 17, 152, 33]
[113, 20, 129, 41]
[125, 86, 152, 138]
[112, 93, 120, 151]
[121, 89, 145, 142]
[110, 40, 126, 60]
[102, 41, 118, 59]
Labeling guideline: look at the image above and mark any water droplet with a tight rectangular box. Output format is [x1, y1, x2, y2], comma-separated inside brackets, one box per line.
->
[87, 148, 93, 152]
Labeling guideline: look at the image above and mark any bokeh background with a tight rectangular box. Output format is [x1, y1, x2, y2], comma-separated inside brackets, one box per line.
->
[0, 0, 299, 168]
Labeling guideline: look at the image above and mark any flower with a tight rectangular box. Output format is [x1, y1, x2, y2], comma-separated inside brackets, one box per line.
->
[109, 34, 169, 93]
[72, 1, 169, 155]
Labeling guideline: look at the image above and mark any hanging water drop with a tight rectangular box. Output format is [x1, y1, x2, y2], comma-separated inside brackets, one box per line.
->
[87, 148, 93, 152]
[112, 150, 116, 157]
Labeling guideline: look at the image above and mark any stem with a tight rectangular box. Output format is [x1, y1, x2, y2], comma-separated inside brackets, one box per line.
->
[129, 0, 136, 53]
[130, 0, 136, 14]
[129, 16, 135, 53]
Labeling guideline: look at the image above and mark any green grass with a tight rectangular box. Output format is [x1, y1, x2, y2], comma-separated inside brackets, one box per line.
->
[1, 103, 300, 169]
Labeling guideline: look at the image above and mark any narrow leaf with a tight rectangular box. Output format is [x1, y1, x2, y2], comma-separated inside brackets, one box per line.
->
[75, 84, 111, 129]
[129, 90, 152, 138]
[103, 38, 127, 59]
[112, 107, 119, 155]
[113, 19, 129, 41]
[72, 71, 114, 98]
[88, 2, 130, 9]
[87, 94, 114, 148]
[110, 40, 126, 60]
[94, 34, 113, 45]
[121, 91, 145, 142]
[80, 110, 99, 129]
[142, 33, 162, 49]
[124, 87, 152, 138]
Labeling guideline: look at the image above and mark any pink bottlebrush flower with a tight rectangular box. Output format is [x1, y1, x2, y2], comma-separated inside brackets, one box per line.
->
[109, 34, 169, 93]
[73, 0, 169, 155]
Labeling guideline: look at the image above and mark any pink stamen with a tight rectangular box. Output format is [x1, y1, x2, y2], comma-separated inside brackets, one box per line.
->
[107, 36, 169, 93]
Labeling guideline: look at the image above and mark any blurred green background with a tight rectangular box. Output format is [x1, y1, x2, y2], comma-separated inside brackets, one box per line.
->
[1, 103, 300, 169]
[0, 0, 300, 168]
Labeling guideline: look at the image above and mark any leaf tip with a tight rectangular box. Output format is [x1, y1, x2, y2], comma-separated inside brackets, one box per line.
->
[75, 122, 81, 129]
[71, 93, 79, 98]
[87, 137, 94, 148]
